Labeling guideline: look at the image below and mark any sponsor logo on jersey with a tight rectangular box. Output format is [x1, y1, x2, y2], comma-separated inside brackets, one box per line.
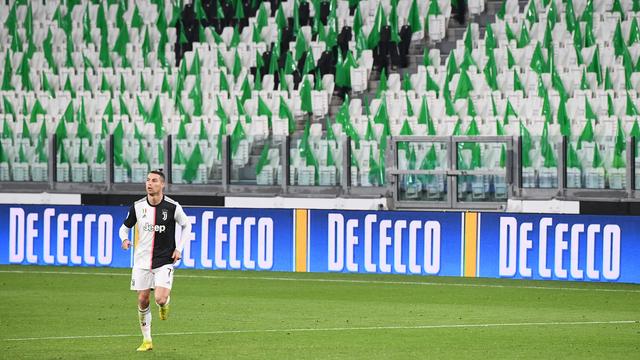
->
[143, 223, 166, 233]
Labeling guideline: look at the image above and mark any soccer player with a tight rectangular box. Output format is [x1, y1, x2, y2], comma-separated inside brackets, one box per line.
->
[119, 169, 192, 352]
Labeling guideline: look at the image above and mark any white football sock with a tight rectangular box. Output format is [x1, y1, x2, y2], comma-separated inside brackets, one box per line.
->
[138, 306, 152, 341]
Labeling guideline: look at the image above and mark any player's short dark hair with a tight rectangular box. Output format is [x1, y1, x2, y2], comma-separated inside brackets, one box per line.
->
[149, 169, 165, 181]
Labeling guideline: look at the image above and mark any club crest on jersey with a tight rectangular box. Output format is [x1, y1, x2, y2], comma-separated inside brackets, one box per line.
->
[162, 209, 168, 221]
[141, 208, 147, 218]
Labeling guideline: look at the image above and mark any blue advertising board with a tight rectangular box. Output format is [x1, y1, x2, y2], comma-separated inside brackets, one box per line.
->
[0, 205, 130, 268]
[0, 205, 294, 272]
[2, 204, 639, 284]
[175, 207, 293, 271]
[478, 213, 640, 283]
[307, 210, 464, 276]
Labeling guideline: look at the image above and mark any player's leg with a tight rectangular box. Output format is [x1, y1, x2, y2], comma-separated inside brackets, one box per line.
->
[131, 269, 154, 351]
[137, 290, 152, 343]
[152, 264, 174, 320]
[155, 286, 171, 320]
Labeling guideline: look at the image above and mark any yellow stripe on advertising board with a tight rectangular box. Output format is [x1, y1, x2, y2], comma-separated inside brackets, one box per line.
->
[463, 212, 478, 277]
[295, 209, 308, 272]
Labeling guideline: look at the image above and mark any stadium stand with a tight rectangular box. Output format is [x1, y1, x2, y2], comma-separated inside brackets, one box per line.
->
[1, 0, 640, 209]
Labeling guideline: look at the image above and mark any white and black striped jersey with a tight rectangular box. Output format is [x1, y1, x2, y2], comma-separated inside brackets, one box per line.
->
[119, 196, 191, 269]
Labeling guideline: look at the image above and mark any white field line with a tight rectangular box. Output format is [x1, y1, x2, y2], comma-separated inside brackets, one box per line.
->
[0, 269, 639, 293]
[2, 320, 637, 342]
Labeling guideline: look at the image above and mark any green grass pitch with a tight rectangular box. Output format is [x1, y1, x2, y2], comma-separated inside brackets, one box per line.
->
[0, 265, 638, 359]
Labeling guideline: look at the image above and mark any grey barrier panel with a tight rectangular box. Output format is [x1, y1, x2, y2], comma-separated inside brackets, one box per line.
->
[2, 135, 640, 207]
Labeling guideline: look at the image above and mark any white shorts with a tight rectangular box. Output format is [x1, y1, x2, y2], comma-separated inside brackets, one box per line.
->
[130, 264, 174, 291]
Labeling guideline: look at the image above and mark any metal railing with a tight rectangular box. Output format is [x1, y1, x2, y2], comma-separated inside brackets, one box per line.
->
[2, 134, 640, 209]
[388, 136, 513, 210]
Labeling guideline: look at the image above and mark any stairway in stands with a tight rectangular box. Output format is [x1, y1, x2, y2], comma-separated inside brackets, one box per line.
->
[327, 0, 530, 119]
